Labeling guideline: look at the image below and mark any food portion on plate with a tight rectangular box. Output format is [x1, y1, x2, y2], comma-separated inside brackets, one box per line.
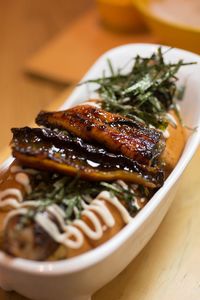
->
[0, 48, 190, 261]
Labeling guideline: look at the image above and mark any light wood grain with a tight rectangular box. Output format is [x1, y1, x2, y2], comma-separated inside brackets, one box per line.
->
[94, 148, 200, 300]
[0, 0, 91, 152]
[25, 8, 157, 84]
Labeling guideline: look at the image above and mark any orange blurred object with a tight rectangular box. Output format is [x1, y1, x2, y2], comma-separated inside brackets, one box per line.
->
[96, 0, 145, 31]
[134, 0, 200, 54]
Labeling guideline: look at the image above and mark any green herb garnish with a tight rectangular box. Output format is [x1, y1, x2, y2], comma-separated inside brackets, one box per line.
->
[100, 181, 149, 216]
[83, 47, 196, 130]
[17, 48, 196, 228]
[25, 173, 97, 223]
[18, 171, 146, 227]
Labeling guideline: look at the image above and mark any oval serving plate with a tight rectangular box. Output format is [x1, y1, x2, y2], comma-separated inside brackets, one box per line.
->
[0, 44, 200, 300]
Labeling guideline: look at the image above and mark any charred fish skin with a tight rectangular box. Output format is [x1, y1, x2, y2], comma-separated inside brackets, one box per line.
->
[11, 127, 163, 173]
[11, 127, 164, 188]
[36, 105, 165, 166]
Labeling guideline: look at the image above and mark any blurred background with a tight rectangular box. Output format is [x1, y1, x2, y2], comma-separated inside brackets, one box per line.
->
[0, 0, 200, 153]
[0, 0, 91, 151]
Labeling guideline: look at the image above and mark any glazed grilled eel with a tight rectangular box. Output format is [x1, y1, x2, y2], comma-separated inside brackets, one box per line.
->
[0, 104, 185, 261]
[36, 105, 164, 165]
[11, 126, 164, 188]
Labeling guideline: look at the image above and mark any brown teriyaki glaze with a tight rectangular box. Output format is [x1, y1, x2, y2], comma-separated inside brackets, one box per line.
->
[11, 127, 164, 188]
[36, 105, 165, 166]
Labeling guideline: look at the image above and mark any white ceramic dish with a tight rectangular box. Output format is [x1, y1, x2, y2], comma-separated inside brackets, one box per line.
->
[0, 44, 200, 300]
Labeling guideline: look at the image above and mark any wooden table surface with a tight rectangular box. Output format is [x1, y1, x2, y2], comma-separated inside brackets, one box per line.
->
[1, 1, 200, 300]
[0, 0, 91, 151]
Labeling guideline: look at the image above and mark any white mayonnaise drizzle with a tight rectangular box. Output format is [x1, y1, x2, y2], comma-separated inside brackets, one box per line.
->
[0, 166, 33, 208]
[149, 123, 170, 139]
[0, 198, 22, 209]
[166, 113, 177, 127]
[15, 173, 32, 194]
[3, 189, 133, 250]
[77, 99, 101, 108]
[35, 191, 132, 249]
[74, 210, 103, 240]
[87, 199, 115, 227]
[98, 191, 132, 223]
[10, 165, 38, 175]
[117, 180, 128, 190]
[36, 213, 84, 249]
[134, 198, 142, 210]
[162, 113, 178, 139]
[45, 191, 130, 247]
[163, 129, 170, 139]
[3, 207, 29, 228]
[0, 197, 41, 209]
[1, 164, 133, 250]
[10, 165, 24, 174]
[0, 188, 23, 202]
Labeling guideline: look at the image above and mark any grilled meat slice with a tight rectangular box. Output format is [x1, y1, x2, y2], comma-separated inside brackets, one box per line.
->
[11, 127, 164, 188]
[36, 105, 165, 166]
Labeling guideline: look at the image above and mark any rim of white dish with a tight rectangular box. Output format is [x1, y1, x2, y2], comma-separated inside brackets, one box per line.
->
[0, 43, 200, 276]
